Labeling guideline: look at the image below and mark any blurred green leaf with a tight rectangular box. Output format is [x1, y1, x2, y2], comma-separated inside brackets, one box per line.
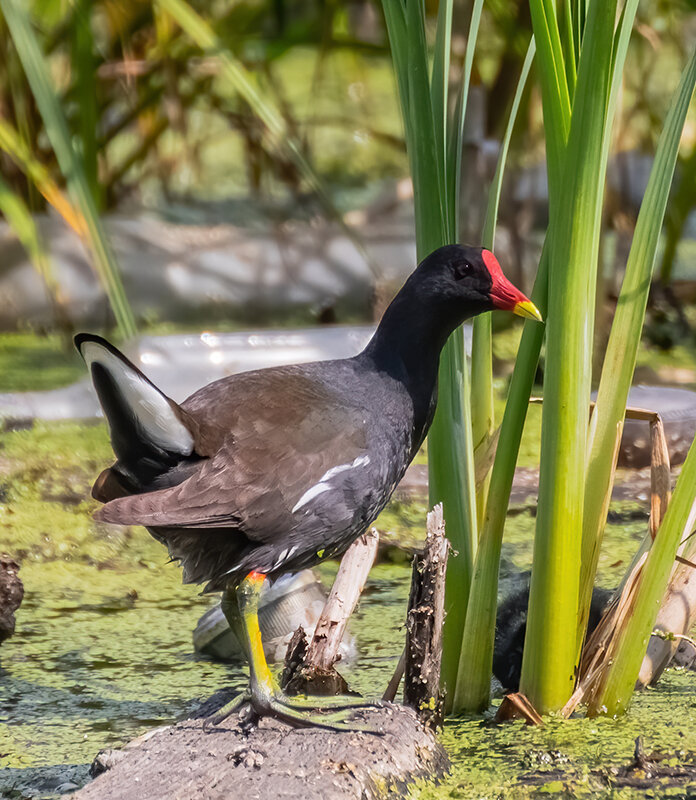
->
[155, 0, 376, 273]
[455, 39, 536, 712]
[2, 0, 136, 338]
[0, 173, 58, 296]
[0, 118, 84, 235]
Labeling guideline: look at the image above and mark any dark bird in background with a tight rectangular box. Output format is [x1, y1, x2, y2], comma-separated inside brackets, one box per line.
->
[76, 244, 541, 729]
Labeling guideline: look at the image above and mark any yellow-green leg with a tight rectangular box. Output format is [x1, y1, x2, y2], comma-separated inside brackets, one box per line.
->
[204, 571, 383, 732]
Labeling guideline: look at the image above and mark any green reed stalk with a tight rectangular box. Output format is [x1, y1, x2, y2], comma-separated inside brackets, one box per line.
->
[71, 0, 100, 209]
[520, 0, 617, 712]
[593, 436, 696, 715]
[0, 174, 58, 300]
[381, 0, 486, 704]
[579, 41, 695, 649]
[587, 51, 696, 715]
[454, 40, 536, 712]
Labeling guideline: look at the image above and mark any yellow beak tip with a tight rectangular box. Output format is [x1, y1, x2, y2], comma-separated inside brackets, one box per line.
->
[513, 300, 543, 322]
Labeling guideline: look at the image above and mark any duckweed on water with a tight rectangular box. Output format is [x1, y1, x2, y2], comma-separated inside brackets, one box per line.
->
[0, 421, 695, 799]
[0, 422, 407, 797]
[411, 671, 696, 799]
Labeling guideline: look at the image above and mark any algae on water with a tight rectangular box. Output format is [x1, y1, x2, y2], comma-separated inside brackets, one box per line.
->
[1, 420, 695, 800]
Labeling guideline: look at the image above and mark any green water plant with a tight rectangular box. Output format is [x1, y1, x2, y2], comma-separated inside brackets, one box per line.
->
[380, 0, 486, 701]
[519, 6, 696, 717]
[585, 50, 696, 716]
[383, 0, 696, 718]
[519, 0, 621, 713]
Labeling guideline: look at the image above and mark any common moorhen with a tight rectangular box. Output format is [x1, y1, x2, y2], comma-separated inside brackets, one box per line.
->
[76, 244, 541, 729]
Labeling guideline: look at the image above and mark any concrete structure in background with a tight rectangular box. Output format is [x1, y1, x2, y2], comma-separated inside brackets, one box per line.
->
[0, 208, 417, 331]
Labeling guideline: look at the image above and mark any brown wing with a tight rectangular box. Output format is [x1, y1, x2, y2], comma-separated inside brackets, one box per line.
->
[95, 367, 369, 541]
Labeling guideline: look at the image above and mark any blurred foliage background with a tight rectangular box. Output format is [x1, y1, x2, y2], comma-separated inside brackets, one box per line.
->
[0, 0, 695, 347]
[0, 0, 693, 217]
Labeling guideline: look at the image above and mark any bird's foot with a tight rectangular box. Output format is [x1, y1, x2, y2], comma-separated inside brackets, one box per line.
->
[282, 693, 383, 712]
[204, 687, 384, 733]
[203, 690, 250, 729]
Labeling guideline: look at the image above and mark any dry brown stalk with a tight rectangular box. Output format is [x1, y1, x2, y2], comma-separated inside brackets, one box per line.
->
[403, 504, 450, 729]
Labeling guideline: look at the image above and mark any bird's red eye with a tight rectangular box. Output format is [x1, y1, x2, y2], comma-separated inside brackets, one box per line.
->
[454, 260, 473, 280]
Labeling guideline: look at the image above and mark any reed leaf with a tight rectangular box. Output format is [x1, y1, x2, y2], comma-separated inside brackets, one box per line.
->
[578, 7, 688, 647]
[0, 119, 85, 235]
[449, 0, 484, 226]
[585, 51, 696, 714]
[465, 0, 574, 578]
[470, 38, 536, 528]
[0, 173, 58, 298]
[2, 0, 136, 339]
[381, 0, 481, 704]
[592, 436, 696, 715]
[520, 0, 618, 713]
[527, 0, 571, 193]
[70, 0, 100, 208]
[454, 40, 536, 712]
[431, 0, 453, 229]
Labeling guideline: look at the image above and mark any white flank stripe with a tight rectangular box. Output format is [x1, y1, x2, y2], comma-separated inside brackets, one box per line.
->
[272, 548, 290, 571]
[320, 455, 371, 482]
[291, 482, 331, 512]
[291, 455, 371, 513]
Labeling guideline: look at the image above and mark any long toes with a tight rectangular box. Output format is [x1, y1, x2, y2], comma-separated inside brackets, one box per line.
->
[266, 699, 385, 735]
[203, 693, 250, 729]
[281, 695, 382, 712]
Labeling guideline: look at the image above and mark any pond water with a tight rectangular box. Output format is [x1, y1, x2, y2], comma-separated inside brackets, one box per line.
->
[0, 557, 408, 798]
[0, 421, 695, 799]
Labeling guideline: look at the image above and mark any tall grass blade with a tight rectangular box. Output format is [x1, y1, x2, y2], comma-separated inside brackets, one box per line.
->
[561, 0, 577, 97]
[381, 0, 480, 705]
[578, 5, 687, 647]
[2, 0, 136, 339]
[0, 174, 59, 300]
[449, 0, 483, 224]
[454, 40, 536, 711]
[520, 0, 618, 713]
[527, 0, 571, 192]
[470, 39, 536, 530]
[430, 334, 478, 706]
[431, 0, 453, 228]
[464, 0, 574, 547]
[404, 0, 446, 253]
[71, 0, 100, 208]
[456, 0, 569, 714]
[0, 119, 85, 235]
[592, 434, 696, 715]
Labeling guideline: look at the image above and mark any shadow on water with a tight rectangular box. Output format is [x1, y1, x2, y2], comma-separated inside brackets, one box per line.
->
[0, 764, 92, 800]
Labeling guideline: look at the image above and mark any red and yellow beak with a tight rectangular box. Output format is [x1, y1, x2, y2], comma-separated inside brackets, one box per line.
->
[482, 249, 543, 322]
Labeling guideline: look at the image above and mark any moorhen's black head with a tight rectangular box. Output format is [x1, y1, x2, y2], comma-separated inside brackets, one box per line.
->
[407, 244, 542, 324]
[375, 244, 541, 359]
